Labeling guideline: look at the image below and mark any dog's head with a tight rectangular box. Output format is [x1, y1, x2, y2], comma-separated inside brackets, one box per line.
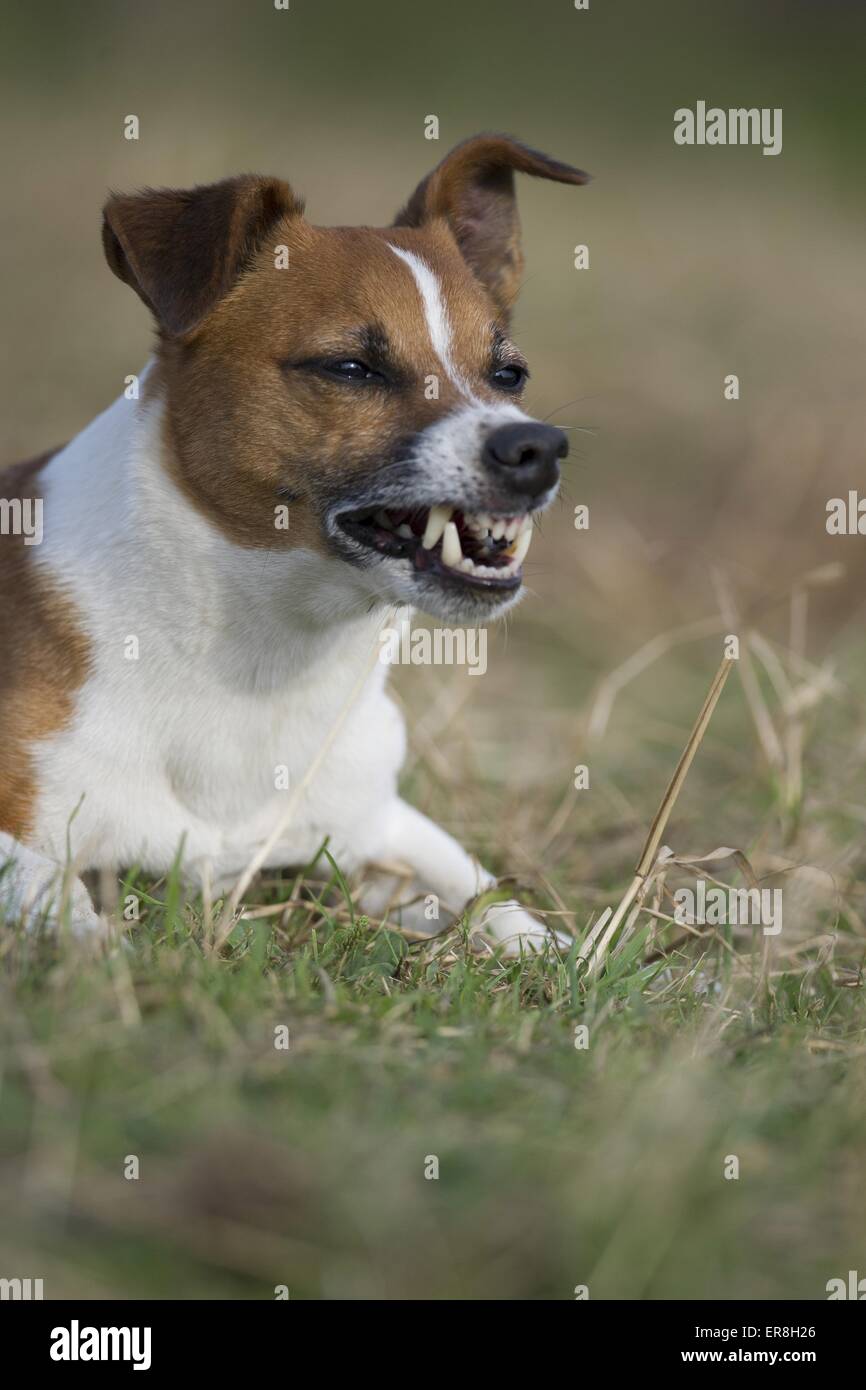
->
[103, 135, 588, 622]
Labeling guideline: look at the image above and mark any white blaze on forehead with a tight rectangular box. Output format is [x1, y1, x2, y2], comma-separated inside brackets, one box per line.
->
[387, 244, 478, 402]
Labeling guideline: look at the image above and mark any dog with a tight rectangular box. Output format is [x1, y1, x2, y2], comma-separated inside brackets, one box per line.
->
[0, 134, 588, 953]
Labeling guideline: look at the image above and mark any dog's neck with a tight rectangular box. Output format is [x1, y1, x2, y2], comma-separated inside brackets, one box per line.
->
[40, 373, 392, 694]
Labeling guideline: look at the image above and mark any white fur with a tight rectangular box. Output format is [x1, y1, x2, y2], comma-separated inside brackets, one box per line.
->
[28, 389, 403, 881]
[403, 399, 531, 509]
[388, 245, 478, 402]
[0, 380, 564, 956]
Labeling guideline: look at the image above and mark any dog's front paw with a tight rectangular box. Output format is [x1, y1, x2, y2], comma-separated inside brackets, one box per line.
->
[16, 881, 103, 938]
[477, 899, 572, 957]
[0, 841, 103, 938]
[63, 880, 106, 938]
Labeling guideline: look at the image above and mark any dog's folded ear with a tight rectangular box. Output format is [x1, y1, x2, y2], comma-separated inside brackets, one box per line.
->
[102, 175, 302, 338]
[393, 134, 589, 322]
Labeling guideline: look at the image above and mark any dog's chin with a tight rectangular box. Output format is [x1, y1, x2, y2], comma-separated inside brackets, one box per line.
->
[372, 557, 526, 624]
[329, 500, 541, 624]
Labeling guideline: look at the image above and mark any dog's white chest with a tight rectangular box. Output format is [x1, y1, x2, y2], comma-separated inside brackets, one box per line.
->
[32, 656, 405, 881]
[25, 399, 406, 879]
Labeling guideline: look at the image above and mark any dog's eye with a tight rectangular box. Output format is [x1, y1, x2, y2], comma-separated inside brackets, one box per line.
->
[491, 364, 528, 392]
[322, 359, 386, 385]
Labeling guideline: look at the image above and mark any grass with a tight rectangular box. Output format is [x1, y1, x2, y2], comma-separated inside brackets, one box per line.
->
[1, 888, 863, 1300]
[1, 617, 865, 1301]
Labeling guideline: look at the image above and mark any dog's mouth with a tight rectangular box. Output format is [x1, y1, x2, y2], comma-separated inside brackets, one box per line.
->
[335, 503, 534, 590]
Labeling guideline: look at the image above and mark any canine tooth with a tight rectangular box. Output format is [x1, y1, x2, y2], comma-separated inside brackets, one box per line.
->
[421, 504, 453, 550]
[441, 521, 462, 568]
[510, 527, 532, 566]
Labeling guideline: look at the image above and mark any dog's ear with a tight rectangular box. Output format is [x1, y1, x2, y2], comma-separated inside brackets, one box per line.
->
[393, 134, 589, 321]
[102, 175, 302, 337]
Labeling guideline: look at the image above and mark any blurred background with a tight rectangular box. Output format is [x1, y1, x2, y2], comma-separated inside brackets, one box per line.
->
[2, 0, 866, 1300]
[3, 0, 865, 650]
[3, 0, 862, 880]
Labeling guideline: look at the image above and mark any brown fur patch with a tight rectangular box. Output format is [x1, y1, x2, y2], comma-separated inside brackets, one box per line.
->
[103, 176, 301, 339]
[0, 451, 91, 840]
[393, 134, 589, 320]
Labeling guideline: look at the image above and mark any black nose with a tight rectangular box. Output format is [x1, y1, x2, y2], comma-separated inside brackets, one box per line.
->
[481, 422, 568, 499]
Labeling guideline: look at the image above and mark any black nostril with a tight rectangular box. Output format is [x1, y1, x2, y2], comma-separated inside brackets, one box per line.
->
[482, 422, 568, 496]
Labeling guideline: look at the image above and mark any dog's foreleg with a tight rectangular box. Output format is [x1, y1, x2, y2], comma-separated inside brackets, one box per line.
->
[369, 798, 570, 956]
[0, 832, 103, 936]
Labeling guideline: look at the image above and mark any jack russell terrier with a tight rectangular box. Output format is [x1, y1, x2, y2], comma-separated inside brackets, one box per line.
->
[0, 134, 588, 953]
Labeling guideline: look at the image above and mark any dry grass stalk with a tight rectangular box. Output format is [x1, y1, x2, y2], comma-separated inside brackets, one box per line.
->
[580, 656, 735, 975]
[587, 616, 724, 741]
[712, 569, 785, 772]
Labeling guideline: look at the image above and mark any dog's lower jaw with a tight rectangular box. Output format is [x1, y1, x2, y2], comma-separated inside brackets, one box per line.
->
[334, 541, 529, 624]
[369, 564, 526, 625]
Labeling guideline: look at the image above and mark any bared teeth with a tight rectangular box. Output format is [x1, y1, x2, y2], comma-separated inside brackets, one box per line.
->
[369, 501, 533, 576]
[441, 520, 463, 568]
[419, 507, 530, 550]
[509, 525, 533, 567]
[458, 558, 507, 578]
[421, 504, 453, 550]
